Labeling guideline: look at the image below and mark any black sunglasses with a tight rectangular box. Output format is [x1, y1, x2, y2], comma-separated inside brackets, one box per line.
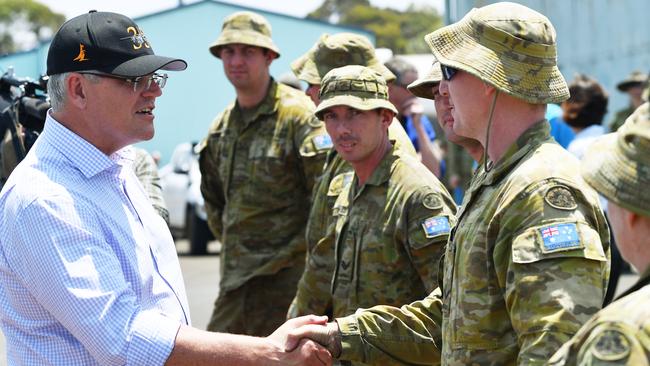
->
[441, 64, 458, 81]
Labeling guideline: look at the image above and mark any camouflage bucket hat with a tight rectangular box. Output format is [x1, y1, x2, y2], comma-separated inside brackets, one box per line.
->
[209, 11, 280, 58]
[425, 2, 569, 104]
[582, 102, 650, 217]
[407, 60, 443, 100]
[617, 70, 648, 92]
[314, 65, 397, 120]
[291, 33, 395, 85]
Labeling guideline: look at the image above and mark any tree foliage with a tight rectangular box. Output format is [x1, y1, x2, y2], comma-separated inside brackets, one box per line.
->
[307, 0, 443, 54]
[0, 0, 65, 55]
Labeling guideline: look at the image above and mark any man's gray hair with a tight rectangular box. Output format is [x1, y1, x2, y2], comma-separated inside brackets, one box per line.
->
[47, 73, 100, 111]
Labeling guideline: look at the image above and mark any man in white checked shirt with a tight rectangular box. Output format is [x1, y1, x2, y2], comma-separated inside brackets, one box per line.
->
[0, 10, 330, 366]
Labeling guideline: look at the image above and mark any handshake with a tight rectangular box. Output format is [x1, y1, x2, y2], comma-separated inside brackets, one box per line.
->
[266, 315, 343, 366]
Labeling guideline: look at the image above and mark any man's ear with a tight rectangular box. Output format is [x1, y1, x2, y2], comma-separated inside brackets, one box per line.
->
[483, 82, 496, 97]
[380, 109, 394, 128]
[66, 73, 89, 109]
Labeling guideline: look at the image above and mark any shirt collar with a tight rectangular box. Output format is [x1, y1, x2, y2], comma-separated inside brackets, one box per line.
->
[234, 78, 279, 125]
[43, 111, 134, 178]
[479, 120, 551, 186]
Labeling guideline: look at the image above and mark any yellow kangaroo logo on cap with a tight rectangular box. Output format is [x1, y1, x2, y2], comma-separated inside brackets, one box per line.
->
[73, 44, 89, 62]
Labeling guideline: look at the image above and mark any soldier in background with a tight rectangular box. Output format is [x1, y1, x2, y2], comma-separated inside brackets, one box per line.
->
[314, 65, 456, 336]
[609, 70, 647, 132]
[287, 32, 417, 319]
[199, 11, 330, 336]
[407, 60, 483, 202]
[549, 103, 650, 366]
[284, 3, 610, 365]
[385, 57, 443, 176]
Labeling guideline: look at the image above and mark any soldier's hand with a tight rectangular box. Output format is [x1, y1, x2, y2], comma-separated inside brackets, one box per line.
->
[268, 315, 328, 347]
[281, 338, 333, 366]
[285, 321, 342, 358]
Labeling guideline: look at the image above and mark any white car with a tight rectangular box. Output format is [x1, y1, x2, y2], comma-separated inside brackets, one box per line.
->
[159, 142, 213, 255]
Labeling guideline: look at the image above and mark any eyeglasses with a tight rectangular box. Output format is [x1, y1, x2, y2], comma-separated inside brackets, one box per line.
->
[441, 64, 458, 81]
[78, 72, 168, 92]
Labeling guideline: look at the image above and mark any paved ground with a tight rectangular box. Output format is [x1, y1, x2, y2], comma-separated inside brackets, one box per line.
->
[0, 239, 641, 364]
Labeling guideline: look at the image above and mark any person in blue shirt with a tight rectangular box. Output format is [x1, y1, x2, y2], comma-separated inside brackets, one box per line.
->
[545, 102, 575, 148]
[385, 57, 444, 177]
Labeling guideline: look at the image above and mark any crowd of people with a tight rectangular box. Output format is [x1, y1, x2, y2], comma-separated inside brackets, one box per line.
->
[0, 2, 648, 365]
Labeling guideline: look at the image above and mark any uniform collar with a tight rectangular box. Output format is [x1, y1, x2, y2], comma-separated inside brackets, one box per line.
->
[234, 78, 279, 128]
[353, 143, 397, 191]
[480, 120, 551, 187]
[616, 265, 650, 300]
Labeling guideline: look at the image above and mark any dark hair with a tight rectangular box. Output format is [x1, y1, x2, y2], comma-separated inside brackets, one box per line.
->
[563, 74, 608, 129]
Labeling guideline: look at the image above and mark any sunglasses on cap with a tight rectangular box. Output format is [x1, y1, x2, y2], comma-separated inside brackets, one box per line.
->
[441, 64, 458, 81]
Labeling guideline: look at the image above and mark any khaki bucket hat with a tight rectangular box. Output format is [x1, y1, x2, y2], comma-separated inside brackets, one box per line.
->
[582, 102, 650, 217]
[291, 33, 394, 85]
[616, 70, 648, 92]
[425, 2, 569, 104]
[314, 65, 397, 120]
[407, 60, 443, 100]
[209, 11, 280, 58]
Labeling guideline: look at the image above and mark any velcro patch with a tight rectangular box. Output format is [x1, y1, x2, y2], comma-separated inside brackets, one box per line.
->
[313, 134, 333, 150]
[539, 223, 581, 252]
[422, 216, 450, 238]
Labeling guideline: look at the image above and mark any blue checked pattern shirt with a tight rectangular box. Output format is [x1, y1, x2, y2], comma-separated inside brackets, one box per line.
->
[0, 113, 190, 365]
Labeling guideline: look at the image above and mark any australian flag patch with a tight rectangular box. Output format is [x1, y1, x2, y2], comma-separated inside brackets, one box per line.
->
[422, 216, 450, 238]
[313, 134, 333, 150]
[539, 223, 581, 252]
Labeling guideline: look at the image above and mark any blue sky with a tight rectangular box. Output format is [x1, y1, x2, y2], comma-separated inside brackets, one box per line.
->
[36, 0, 444, 20]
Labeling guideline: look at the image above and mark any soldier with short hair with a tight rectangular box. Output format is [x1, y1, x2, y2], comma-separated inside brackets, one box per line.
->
[284, 3, 611, 365]
[313, 65, 456, 332]
[548, 102, 650, 366]
[199, 11, 331, 336]
[287, 32, 418, 319]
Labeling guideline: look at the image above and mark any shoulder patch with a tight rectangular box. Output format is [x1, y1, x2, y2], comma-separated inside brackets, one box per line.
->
[327, 172, 354, 196]
[544, 185, 578, 210]
[591, 329, 631, 361]
[308, 118, 323, 128]
[422, 216, 450, 238]
[422, 192, 442, 210]
[313, 134, 333, 150]
[539, 223, 582, 253]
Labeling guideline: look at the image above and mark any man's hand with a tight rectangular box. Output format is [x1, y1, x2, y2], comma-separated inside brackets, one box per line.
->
[285, 321, 342, 358]
[267, 316, 332, 366]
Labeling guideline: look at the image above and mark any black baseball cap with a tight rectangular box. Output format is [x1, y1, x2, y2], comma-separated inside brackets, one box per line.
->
[46, 10, 187, 77]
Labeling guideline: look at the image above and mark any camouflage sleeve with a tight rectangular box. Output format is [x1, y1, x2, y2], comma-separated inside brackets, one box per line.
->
[548, 320, 648, 366]
[403, 187, 456, 292]
[198, 117, 226, 238]
[496, 181, 610, 364]
[336, 288, 443, 365]
[132, 148, 169, 224]
[287, 230, 335, 319]
[295, 115, 331, 193]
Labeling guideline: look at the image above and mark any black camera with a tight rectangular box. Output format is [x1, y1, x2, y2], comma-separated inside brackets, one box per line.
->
[0, 68, 50, 165]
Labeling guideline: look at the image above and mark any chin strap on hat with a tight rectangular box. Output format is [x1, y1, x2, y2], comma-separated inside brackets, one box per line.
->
[483, 90, 499, 173]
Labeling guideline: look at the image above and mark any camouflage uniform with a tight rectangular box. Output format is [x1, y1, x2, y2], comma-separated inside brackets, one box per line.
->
[132, 147, 169, 223]
[200, 12, 330, 336]
[608, 105, 635, 132]
[330, 145, 456, 318]
[287, 33, 418, 318]
[332, 4, 611, 365]
[548, 103, 650, 366]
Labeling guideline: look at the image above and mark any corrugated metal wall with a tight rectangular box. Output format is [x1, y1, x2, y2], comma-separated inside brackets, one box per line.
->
[447, 0, 650, 121]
